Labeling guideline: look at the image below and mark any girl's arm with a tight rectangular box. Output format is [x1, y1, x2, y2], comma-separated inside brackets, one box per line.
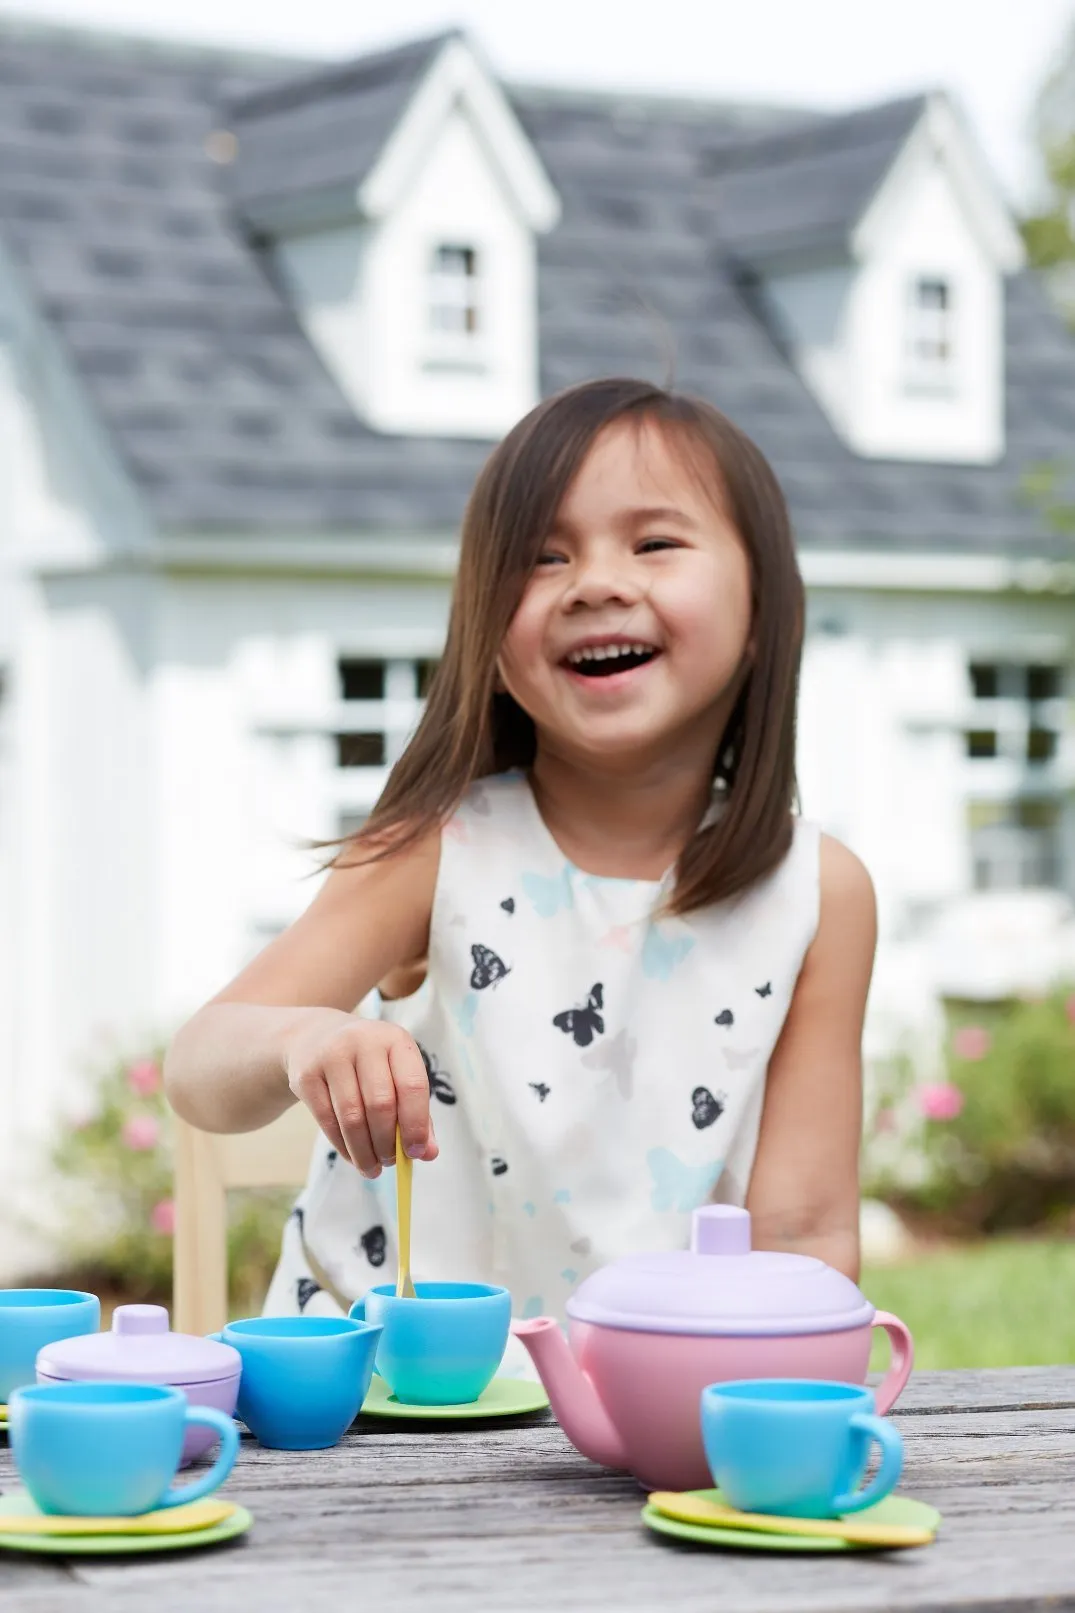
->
[163, 832, 440, 1178]
[744, 834, 877, 1281]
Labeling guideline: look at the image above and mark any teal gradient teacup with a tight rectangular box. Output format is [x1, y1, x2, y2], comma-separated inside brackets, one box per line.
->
[210, 1315, 382, 1450]
[350, 1282, 511, 1406]
[700, 1379, 904, 1519]
[10, 1382, 238, 1517]
[0, 1289, 100, 1403]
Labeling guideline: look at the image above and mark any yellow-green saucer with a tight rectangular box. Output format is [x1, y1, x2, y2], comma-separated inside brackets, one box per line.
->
[360, 1374, 548, 1420]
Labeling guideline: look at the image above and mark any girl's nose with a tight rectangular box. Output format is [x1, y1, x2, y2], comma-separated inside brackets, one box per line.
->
[563, 549, 643, 610]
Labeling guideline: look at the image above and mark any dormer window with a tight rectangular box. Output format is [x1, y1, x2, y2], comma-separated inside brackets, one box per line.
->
[905, 276, 955, 391]
[429, 244, 480, 337]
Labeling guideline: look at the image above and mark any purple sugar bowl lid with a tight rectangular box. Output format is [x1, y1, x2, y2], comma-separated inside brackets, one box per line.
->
[36, 1304, 241, 1386]
[565, 1206, 875, 1337]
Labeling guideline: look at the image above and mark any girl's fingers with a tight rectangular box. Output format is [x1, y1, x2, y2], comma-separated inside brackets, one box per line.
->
[389, 1035, 438, 1161]
[323, 1059, 379, 1177]
[355, 1050, 401, 1169]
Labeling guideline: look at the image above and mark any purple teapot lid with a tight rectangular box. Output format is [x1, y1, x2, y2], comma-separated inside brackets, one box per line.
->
[36, 1305, 241, 1387]
[565, 1207, 874, 1337]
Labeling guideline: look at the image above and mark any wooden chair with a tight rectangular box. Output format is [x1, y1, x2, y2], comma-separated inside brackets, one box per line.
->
[172, 1104, 319, 1336]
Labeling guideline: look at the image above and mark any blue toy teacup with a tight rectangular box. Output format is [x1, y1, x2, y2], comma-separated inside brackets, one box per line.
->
[700, 1379, 904, 1519]
[350, 1282, 511, 1406]
[9, 1382, 238, 1517]
[209, 1315, 382, 1450]
[0, 1289, 100, 1403]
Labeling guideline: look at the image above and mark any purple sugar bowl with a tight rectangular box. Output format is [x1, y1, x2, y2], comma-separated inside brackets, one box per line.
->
[35, 1304, 241, 1466]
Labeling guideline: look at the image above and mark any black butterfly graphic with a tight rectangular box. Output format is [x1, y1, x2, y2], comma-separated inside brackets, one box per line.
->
[326, 1149, 339, 1166]
[714, 1009, 734, 1028]
[553, 983, 605, 1048]
[530, 1083, 551, 1102]
[500, 897, 515, 915]
[418, 1042, 456, 1106]
[491, 1156, 509, 1176]
[691, 1086, 727, 1130]
[470, 944, 511, 990]
[296, 1277, 322, 1312]
[290, 1205, 305, 1235]
[756, 982, 773, 999]
[359, 1224, 387, 1268]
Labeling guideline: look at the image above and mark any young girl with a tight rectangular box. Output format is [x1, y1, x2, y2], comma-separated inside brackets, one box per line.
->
[165, 377, 876, 1342]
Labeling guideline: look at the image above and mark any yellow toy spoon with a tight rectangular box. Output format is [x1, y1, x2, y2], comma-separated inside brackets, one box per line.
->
[647, 1492, 935, 1549]
[0, 1498, 236, 1537]
[395, 1125, 417, 1299]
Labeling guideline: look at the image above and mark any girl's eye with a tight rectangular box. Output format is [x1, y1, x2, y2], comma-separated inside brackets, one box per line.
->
[638, 537, 682, 554]
[535, 550, 568, 566]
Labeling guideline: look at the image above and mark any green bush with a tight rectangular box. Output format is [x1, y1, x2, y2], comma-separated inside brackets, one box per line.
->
[864, 986, 1075, 1233]
[46, 1045, 292, 1316]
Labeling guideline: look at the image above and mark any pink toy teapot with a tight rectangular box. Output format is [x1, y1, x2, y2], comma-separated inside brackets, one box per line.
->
[513, 1205, 913, 1491]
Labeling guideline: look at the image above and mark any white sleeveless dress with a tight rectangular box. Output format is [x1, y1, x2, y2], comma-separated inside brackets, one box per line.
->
[264, 772, 820, 1369]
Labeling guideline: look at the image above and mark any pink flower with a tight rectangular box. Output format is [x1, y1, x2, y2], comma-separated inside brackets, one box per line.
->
[952, 1025, 991, 1062]
[127, 1059, 161, 1097]
[1065, 994, 1075, 1028]
[917, 1083, 964, 1122]
[122, 1115, 159, 1151]
[150, 1199, 175, 1236]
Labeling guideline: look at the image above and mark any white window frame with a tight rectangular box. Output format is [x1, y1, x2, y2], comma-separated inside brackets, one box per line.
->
[424, 242, 487, 374]
[904, 275, 957, 394]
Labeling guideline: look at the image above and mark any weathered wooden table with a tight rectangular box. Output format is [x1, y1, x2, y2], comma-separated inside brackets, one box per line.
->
[2, 1367, 1074, 1611]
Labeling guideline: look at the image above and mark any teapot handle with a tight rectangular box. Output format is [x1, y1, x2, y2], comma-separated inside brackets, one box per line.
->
[871, 1311, 914, 1415]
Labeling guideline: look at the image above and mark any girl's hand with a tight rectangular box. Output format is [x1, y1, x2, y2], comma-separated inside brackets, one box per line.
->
[284, 1008, 438, 1178]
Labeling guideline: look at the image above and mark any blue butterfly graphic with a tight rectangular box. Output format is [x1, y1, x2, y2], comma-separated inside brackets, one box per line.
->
[647, 1148, 723, 1213]
[522, 865, 574, 918]
[454, 993, 479, 1037]
[641, 926, 695, 981]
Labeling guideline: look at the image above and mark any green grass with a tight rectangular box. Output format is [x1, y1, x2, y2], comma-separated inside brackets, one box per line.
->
[863, 1238, 1075, 1370]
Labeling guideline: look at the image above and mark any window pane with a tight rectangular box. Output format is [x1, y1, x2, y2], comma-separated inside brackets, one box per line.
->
[1027, 664, 1061, 702]
[336, 732, 385, 768]
[966, 730, 997, 759]
[1027, 728, 1058, 764]
[339, 659, 384, 701]
[417, 660, 440, 697]
[916, 278, 949, 310]
[969, 663, 998, 700]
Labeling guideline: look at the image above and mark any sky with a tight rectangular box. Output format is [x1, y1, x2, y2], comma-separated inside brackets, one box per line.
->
[2, 0, 1073, 207]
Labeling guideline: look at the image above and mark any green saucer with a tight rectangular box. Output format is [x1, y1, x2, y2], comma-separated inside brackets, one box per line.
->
[642, 1493, 940, 1553]
[0, 1493, 253, 1557]
[360, 1374, 549, 1420]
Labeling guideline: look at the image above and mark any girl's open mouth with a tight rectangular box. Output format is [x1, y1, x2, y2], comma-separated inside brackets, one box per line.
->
[562, 643, 660, 679]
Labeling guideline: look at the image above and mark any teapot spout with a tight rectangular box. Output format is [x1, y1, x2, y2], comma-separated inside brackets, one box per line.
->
[512, 1317, 628, 1472]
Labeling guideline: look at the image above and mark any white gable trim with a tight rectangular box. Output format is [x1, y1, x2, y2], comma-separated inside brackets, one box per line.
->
[358, 36, 560, 232]
[853, 94, 1025, 273]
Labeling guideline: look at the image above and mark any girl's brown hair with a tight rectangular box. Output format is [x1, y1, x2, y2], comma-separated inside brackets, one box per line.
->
[345, 377, 804, 915]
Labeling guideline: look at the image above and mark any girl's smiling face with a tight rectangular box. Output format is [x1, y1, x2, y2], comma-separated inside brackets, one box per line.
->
[498, 417, 753, 771]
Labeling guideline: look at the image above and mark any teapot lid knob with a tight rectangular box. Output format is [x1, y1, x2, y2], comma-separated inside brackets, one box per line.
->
[112, 1304, 169, 1336]
[691, 1205, 751, 1256]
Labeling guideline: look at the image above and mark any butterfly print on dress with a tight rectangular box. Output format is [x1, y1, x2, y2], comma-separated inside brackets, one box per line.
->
[530, 1083, 551, 1102]
[756, 982, 773, 999]
[553, 983, 605, 1048]
[491, 1156, 509, 1177]
[418, 1043, 456, 1106]
[470, 944, 511, 990]
[359, 1225, 387, 1268]
[648, 1148, 723, 1213]
[582, 1028, 637, 1099]
[296, 1277, 322, 1312]
[326, 1150, 339, 1166]
[691, 1086, 727, 1130]
[714, 1009, 734, 1028]
[290, 1205, 305, 1235]
[500, 897, 515, 915]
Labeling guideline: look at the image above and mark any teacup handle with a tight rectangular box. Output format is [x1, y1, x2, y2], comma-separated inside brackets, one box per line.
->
[157, 1408, 240, 1509]
[831, 1412, 903, 1514]
[347, 1299, 383, 1377]
[870, 1311, 914, 1415]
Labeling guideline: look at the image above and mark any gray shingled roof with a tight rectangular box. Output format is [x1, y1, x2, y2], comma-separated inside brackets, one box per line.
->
[0, 20, 1071, 556]
[223, 32, 456, 232]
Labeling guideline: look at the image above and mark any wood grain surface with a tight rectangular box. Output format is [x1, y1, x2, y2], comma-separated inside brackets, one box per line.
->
[2, 1368, 1073, 1612]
